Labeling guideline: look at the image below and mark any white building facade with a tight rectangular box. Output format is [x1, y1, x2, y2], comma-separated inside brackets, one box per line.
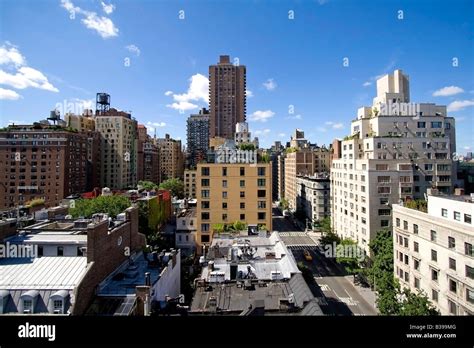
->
[392, 192, 474, 315]
[331, 70, 456, 252]
[296, 174, 330, 229]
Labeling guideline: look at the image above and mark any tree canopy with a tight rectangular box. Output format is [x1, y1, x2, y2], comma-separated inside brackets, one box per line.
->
[159, 178, 184, 198]
[69, 195, 131, 218]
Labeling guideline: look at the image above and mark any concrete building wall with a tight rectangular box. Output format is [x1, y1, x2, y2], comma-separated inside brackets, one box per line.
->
[195, 163, 272, 252]
[392, 197, 474, 315]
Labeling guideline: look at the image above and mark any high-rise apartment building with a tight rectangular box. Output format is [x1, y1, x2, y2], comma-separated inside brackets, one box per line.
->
[296, 174, 331, 229]
[209, 55, 246, 139]
[157, 134, 184, 181]
[331, 70, 456, 252]
[234, 122, 258, 148]
[393, 190, 473, 315]
[284, 130, 330, 210]
[95, 108, 138, 190]
[186, 108, 210, 169]
[195, 150, 272, 253]
[137, 124, 160, 184]
[0, 123, 90, 208]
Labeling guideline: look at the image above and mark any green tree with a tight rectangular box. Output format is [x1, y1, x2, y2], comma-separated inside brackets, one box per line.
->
[213, 223, 225, 234]
[398, 288, 439, 315]
[279, 198, 289, 211]
[69, 195, 131, 218]
[231, 220, 247, 231]
[335, 238, 363, 274]
[319, 216, 332, 233]
[239, 143, 255, 151]
[138, 180, 159, 191]
[159, 178, 184, 198]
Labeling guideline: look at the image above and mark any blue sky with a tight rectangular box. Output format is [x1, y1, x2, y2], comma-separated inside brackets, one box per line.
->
[0, 0, 473, 153]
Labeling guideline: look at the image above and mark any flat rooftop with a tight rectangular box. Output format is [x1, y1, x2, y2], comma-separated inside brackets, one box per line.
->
[0, 257, 87, 290]
[6, 232, 87, 245]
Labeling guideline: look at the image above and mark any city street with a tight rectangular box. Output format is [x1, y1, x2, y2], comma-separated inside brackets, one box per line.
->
[272, 208, 377, 316]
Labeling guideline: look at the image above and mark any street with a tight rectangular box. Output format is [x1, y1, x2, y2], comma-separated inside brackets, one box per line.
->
[272, 206, 377, 316]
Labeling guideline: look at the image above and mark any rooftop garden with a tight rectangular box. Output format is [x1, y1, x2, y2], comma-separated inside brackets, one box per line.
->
[404, 199, 427, 213]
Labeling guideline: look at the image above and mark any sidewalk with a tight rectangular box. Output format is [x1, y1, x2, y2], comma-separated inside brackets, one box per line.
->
[345, 275, 379, 314]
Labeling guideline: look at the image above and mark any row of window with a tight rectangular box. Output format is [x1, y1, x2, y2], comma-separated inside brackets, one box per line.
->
[201, 189, 266, 198]
[201, 178, 266, 187]
[201, 201, 267, 209]
[441, 208, 472, 224]
[201, 212, 267, 222]
[201, 166, 266, 176]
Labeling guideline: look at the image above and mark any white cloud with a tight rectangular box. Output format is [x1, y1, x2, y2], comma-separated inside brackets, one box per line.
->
[325, 121, 343, 129]
[0, 87, 21, 100]
[362, 81, 372, 87]
[262, 78, 277, 91]
[0, 66, 59, 92]
[246, 89, 253, 98]
[254, 129, 271, 136]
[278, 133, 286, 138]
[148, 121, 166, 128]
[464, 146, 471, 151]
[101, 1, 115, 15]
[249, 110, 275, 122]
[0, 44, 26, 67]
[317, 127, 327, 133]
[166, 73, 209, 112]
[447, 100, 474, 112]
[433, 86, 464, 97]
[125, 44, 140, 57]
[60, 0, 118, 39]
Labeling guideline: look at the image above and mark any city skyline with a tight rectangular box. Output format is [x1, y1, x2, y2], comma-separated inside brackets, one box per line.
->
[0, 0, 473, 152]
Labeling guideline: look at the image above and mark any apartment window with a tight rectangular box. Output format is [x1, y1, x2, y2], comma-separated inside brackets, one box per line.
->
[413, 224, 418, 234]
[404, 255, 409, 265]
[222, 180, 227, 188]
[431, 121, 442, 128]
[441, 208, 448, 218]
[201, 235, 210, 243]
[201, 179, 210, 187]
[381, 220, 389, 227]
[222, 167, 227, 176]
[240, 167, 245, 176]
[23, 299, 33, 313]
[396, 218, 400, 227]
[431, 269, 438, 282]
[240, 191, 245, 198]
[257, 179, 266, 187]
[465, 214, 472, 224]
[222, 214, 228, 221]
[454, 211, 461, 221]
[377, 176, 390, 183]
[376, 164, 389, 171]
[380, 198, 389, 205]
[257, 190, 266, 198]
[414, 277, 420, 289]
[201, 223, 210, 232]
[467, 289, 474, 305]
[201, 167, 209, 176]
[240, 214, 245, 220]
[430, 289, 438, 303]
[222, 202, 227, 209]
[257, 167, 266, 176]
[240, 180, 245, 187]
[466, 243, 473, 257]
[240, 202, 245, 209]
[258, 201, 266, 209]
[466, 265, 474, 280]
[201, 201, 210, 209]
[201, 212, 210, 220]
[378, 187, 390, 194]
[53, 300, 63, 314]
[404, 272, 409, 282]
[222, 192, 228, 199]
[448, 237, 455, 249]
[201, 190, 210, 198]
[430, 230, 437, 242]
[417, 122, 426, 128]
[403, 221, 408, 230]
[449, 258, 456, 270]
[414, 259, 420, 271]
[448, 300, 457, 315]
[431, 249, 437, 262]
[258, 212, 266, 220]
[449, 279, 457, 294]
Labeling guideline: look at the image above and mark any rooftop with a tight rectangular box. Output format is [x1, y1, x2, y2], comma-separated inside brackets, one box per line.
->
[0, 257, 87, 290]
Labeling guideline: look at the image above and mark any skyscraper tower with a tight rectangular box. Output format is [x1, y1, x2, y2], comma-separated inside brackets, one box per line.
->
[209, 55, 246, 139]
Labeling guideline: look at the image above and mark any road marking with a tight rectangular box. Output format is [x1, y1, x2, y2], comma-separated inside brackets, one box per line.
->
[338, 297, 359, 306]
[319, 284, 331, 291]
